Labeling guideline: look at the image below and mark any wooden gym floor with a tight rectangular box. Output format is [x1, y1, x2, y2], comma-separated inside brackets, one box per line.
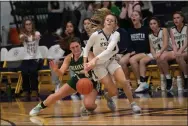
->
[0, 84, 188, 126]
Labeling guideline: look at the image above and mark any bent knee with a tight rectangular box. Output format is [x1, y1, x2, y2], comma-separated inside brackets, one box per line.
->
[108, 89, 118, 96]
[129, 58, 137, 64]
[140, 59, 147, 65]
[84, 102, 97, 110]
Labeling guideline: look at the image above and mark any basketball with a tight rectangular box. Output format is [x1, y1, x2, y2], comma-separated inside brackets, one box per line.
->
[76, 78, 93, 95]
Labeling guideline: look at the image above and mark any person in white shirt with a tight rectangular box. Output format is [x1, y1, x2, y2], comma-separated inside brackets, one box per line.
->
[170, 11, 188, 91]
[84, 13, 141, 113]
[19, 18, 41, 98]
[148, 17, 175, 91]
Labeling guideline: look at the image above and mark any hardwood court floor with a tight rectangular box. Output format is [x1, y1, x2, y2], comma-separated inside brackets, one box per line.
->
[1, 91, 188, 125]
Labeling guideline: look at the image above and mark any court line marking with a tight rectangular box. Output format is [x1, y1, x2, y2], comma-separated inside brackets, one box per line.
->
[52, 120, 187, 122]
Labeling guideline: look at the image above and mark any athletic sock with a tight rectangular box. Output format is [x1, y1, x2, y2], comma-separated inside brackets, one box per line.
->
[40, 102, 47, 109]
[140, 76, 146, 83]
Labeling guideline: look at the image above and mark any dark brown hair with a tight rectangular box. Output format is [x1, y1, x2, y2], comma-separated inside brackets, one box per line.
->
[149, 17, 161, 27]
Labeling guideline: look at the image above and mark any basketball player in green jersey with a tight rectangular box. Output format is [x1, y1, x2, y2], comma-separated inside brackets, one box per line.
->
[29, 37, 108, 116]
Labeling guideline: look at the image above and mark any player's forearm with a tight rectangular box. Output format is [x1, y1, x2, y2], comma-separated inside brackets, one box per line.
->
[54, 69, 64, 77]
[179, 41, 187, 53]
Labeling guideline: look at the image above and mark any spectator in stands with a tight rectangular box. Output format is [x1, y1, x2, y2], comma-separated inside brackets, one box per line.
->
[148, 17, 175, 91]
[127, 11, 150, 93]
[61, 2, 85, 32]
[80, 18, 91, 47]
[59, 21, 81, 56]
[170, 11, 188, 91]
[141, 1, 153, 26]
[19, 18, 41, 98]
[85, 2, 95, 18]
[47, 1, 65, 34]
[119, 1, 133, 29]
[101, 1, 121, 17]
[128, 1, 142, 18]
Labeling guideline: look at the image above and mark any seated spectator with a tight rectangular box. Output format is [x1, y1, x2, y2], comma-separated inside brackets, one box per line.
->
[147, 17, 175, 91]
[19, 18, 41, 98]
[170, 11, 188, 91]
[127, 11, 150, 93]
[80, 18, 90, 47]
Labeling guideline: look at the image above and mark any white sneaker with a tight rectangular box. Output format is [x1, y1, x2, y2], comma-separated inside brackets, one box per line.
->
[80, 106, 93, 117]
[131, 102, 141, 113]
[103, 92, 116, 112]
[71, 94, 80, 101]
[135, 82, 149, 93]
[29, 104, 43, 116]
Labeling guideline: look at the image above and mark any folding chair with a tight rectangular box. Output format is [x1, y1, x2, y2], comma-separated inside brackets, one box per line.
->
[37, 46, 50, 92]
[0, 47, 24, 95]
[146, 60, 160, 90]
[0, 48, 8, 91]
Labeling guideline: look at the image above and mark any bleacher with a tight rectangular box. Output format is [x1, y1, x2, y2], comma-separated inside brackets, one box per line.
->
[0, 44, 70, 96]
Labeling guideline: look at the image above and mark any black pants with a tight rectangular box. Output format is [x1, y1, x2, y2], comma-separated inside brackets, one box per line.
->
[21, 59, 39, 92]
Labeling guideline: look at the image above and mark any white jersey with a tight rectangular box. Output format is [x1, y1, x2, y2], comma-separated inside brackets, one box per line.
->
[149, 28, 172, 52]
[20, 31, 41, 59]
[84, 30, 120, 64]
[171, 24, 187, 51]
[149, 28, 164, 53]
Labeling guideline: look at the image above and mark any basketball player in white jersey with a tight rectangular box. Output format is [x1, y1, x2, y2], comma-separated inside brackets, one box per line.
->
[170, 11, 188, 91]
[148, 17, 176, 91]
[84, 14, 141, 113]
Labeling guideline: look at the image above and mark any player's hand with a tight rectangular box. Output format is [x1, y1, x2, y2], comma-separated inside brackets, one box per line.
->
[49, 60, 59, 72]
[156, 52, 161, 59]
[85, 58, 97, 71]
[34, 34, 40, 40]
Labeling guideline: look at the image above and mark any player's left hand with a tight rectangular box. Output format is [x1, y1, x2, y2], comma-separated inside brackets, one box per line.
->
[86, 58, 97, 71]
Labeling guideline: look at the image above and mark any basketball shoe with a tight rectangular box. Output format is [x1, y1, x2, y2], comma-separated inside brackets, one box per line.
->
[103, 92, 116, 112]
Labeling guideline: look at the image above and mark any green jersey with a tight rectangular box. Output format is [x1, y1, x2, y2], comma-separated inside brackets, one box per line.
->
[67, 51, 99, 91]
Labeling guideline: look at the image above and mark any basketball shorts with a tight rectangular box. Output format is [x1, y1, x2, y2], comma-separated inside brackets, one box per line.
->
[93, 59, 121, 80]
[147, 53, 154, 59]
[67, 74, 99, 91]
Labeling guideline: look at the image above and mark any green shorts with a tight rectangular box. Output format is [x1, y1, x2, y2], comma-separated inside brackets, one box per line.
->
[67, 75, 99, 91]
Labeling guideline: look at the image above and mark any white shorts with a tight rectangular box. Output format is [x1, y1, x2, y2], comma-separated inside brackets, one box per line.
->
[93, 59, 121, 80]
[147, 53, 154, 59]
